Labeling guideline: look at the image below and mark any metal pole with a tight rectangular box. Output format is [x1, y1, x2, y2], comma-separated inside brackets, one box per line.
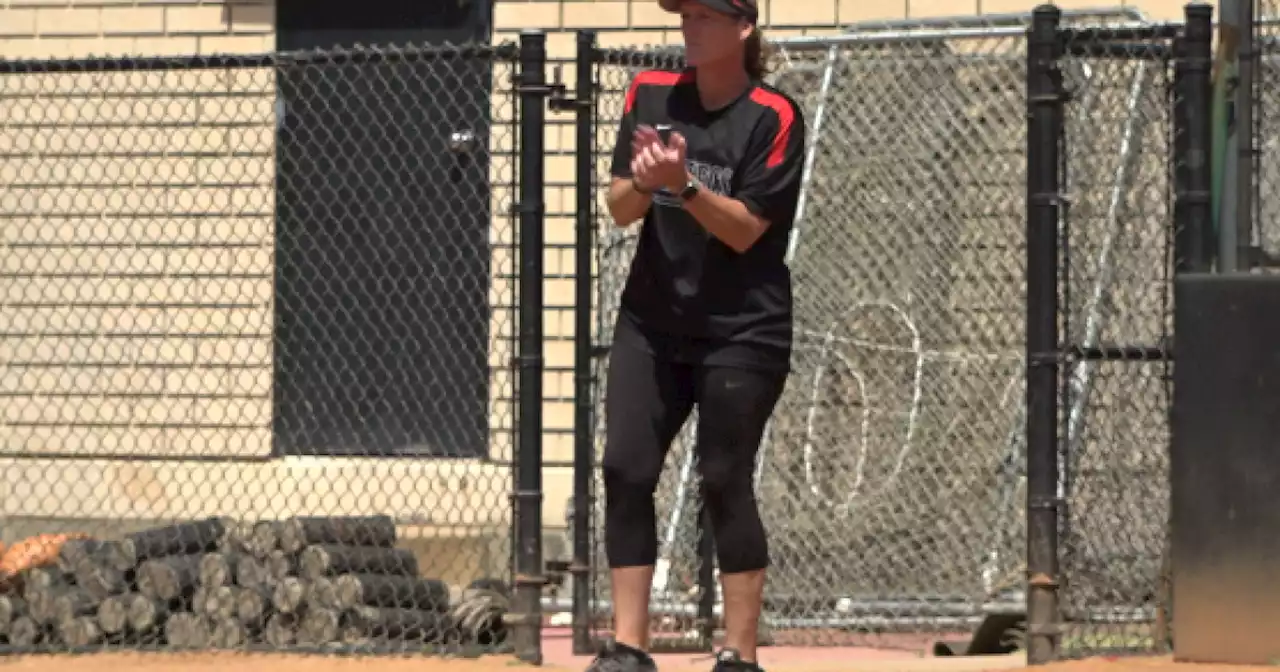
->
[1217, 0, 1251, 269]
[1161, 9, 1214, 646]
[571, 28, 598, 657]
[655, 426, 697, 596]
[539, 595, 1150, 623]
[1235, 0, 1257, 267]
[1214, 0, 1241, 269]
[1175, 34, 1195, 272]
[784, 44, 839, 265]
[695, 498, 717, 648]
[1177, 4, 1217, 273]
[1026, 5, 1064, 665]
[763, 21, 1155, 52]
[514, 29, 547, 666]
[842, 6, 1147, 32]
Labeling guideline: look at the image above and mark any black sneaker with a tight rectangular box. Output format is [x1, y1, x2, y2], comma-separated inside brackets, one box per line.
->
[711, 648, 764, 672]
[585, 640, 658, 672]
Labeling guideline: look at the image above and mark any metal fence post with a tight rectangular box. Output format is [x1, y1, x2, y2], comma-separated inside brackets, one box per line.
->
[1158, 3, 1213, 648]
[1026, 4, 1064, 665]
[571, 28, 599, 658]
[1234, 0, 1256, 269]
[514, 29, 548, 666]
[1172, 33, 1193, 273]
[1174, 4, 1216, 273]
[696, 501, 716, 648]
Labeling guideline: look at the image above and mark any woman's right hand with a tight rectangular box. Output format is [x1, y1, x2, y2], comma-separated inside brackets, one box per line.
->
[631, 125, 665, 191]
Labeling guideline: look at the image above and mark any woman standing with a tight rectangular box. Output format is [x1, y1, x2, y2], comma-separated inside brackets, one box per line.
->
[588, 1, 806, 671]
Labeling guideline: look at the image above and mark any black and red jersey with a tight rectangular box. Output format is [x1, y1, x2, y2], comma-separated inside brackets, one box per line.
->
[609, 68, 806, 373]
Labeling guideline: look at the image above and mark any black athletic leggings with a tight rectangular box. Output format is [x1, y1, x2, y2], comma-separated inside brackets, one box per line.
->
[601, 341, 785, 574]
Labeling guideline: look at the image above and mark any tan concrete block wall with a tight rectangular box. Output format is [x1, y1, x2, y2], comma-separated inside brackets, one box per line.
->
[0, 0, 1219, 554]
[0, 2, 278, 462]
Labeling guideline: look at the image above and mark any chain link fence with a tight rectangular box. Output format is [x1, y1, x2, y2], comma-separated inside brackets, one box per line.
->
[1031, 6, 1212, 660]
[1256, 4, 1280, 256]
[573, 7, 1190, 656]
[1054, 23, 1177, 658]
[0, 41, 541, 655]
[583, 32, 1035, 650]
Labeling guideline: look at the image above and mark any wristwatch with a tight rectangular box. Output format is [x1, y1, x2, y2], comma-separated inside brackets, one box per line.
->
[678, 177, 700, 202]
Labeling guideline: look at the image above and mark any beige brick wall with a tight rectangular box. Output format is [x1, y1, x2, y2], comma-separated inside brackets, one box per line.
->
[0, 1, 276, 463]
[0, 0, 1217, 556]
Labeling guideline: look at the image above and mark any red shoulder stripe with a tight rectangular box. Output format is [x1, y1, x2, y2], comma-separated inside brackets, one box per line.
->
[624, 70, 694, 114]
[748, 88, 796, 169]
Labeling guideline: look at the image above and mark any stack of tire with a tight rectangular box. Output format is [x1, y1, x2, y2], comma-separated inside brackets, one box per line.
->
[0, 516, 508, 650]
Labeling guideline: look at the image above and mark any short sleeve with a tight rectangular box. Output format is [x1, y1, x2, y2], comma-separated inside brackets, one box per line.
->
[734, 91, 806, 227]
[609, 76, 642, 179]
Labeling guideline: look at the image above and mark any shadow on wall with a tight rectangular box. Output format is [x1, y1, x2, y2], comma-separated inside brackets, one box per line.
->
[222, 1, 276, 31]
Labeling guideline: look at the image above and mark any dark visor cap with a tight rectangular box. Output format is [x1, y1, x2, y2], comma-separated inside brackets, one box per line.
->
[658, 0, 760, 23]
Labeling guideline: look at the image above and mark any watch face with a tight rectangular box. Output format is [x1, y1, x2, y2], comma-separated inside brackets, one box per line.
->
[680, 181, 699, 200]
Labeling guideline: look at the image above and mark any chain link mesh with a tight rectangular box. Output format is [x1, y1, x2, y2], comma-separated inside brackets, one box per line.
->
[1258, 6, 1280, 255]
[584, 13, 1168, 653]
[758, 30, 1029, 649]
[1056, 29, 1176, 656]
[0, 43, 521, 653]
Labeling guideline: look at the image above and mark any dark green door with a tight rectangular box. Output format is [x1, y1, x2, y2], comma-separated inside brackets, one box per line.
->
[273, 0, 495, 457]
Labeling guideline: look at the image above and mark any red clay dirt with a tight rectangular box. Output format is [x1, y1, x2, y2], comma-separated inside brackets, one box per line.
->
[0, 629, 1258, 672]
[0, 648, 1271, 672]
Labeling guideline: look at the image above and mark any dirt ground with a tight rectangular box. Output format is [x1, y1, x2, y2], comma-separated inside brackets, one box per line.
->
[0, 651, 1274, 672]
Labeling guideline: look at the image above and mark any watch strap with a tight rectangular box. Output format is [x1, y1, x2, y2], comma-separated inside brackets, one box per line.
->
[679, 178, 700, 201]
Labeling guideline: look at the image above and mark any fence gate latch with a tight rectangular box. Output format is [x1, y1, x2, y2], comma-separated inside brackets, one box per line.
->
[547, 65, 588, 112]
[515, 65, 568, 100]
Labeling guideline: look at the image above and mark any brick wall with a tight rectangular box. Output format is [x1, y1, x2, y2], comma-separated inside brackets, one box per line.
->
[0, 2, 273, 58]
[0, 1, 276, 459]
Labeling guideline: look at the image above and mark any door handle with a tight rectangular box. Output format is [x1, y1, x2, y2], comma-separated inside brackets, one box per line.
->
[275, 96, 287, 131]
[449, 130, 478, 154]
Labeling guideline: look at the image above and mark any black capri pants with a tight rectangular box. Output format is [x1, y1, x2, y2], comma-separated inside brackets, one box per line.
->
[601, 340, 786, 575]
